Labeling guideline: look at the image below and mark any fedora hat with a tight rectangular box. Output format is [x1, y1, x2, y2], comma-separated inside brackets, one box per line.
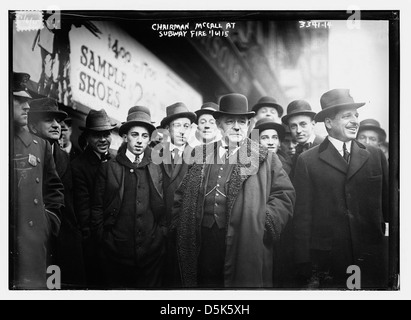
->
[160, 102, 196, 128]
[194, 102, 219, 124]
[28, 98, 68, 122]
[213, 93, 255, 119]
[358, 119, 387, 142]
[79, 109, 117, 132]
[119, 106, 156, 136]
[282, 100, 316, 125]
[315, 89, 365, 122]
[254, 118, 286, 141]
[13, 72, 32, 99]
[252, 96, 284, 117]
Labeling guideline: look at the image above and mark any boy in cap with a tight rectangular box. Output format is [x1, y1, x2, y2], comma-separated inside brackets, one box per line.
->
[293, 89, 389, 288]
[172, 93, 295, 288]
[91, 106, 166, 288]
[357, 118, 387, 148]
[11, 72, 64, 289]
[28, 97, 85, 287]
[71, 109, 116, 288]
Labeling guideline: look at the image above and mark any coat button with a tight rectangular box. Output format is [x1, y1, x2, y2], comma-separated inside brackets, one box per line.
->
[33, 199, 39, 205]
[28, 221, 34, 227]
[130, 169, 134, 173]
[35, 178, 40, 183]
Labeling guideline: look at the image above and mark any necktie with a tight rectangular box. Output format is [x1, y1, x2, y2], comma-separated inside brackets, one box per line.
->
[172, 149, 181, 165]
[296, 142, 311, 155]
[343, 143, 350, 163]
[133, 155, 140, 166]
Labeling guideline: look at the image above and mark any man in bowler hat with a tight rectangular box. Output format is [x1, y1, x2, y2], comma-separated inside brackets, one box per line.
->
[357, 119, 387, 148]
[152, 102, 196, 287]
[282, 100, 324, 175]
[71, 109, 116, 288]
[172, 93, 295, 288]
[11, 72, 64, 289]
[190, 102, 221, 147]
[91, 106, 166, 288]
[28, 97, 85, 287]
[292, 89, 389, 288]
[253, 118, 292, 175]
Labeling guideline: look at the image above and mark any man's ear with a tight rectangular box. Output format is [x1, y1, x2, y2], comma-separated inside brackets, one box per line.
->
[324, 118, 332, 130]
[28, 122, 37, 134]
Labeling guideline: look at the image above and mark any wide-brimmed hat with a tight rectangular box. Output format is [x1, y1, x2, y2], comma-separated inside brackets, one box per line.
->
[119, 106, 156, 136]
[79, 109, 117, 132]
[252, 96, 284, 117]
[282, 100, 316, 125]
[13, 72, 32, 99]
[194, 102, 219, 124]
[358, 119, 387, 142]
[254, 118, 286, 141]
[28, 98, 68, 122]
[160, 102, 196, 128]
[213, 93, 255, 119]
[315, 89, 365, 122]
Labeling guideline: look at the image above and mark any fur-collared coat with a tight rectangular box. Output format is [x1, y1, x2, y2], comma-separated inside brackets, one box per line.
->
[172, 138, 296, 288]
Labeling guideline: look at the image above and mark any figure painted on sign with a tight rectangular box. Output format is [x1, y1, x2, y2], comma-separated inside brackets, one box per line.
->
[32, 13, 101, 104]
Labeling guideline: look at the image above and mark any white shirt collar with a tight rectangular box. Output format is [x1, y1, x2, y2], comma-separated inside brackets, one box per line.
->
[219, 139, 241, 159]
[169, 142, 186, 153]
[328, 136, 352, 157]
[125, 148, 143, 163]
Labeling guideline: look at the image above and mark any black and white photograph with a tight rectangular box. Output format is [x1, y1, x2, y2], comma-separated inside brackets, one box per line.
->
[4, 0, 407, 302]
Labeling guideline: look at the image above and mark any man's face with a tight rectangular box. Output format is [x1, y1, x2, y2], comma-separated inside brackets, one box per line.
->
[357, 129, 380, 147]
[259, 129, 280, 153]
[13, 97, 30, 127]
[217, 115, 249, 145]
[256, 106, 280, 122]
[86, 130, 112, 154]
[282, 135, 298, 157]
[325, 108, 359, 142]
[61, 125, 72, 147]
[288, 115, 315, 144]
[124, 126, 150, 156]
[167, 117, 192, 147]
[31, 116, 62, 142]
[197, 114, 218, 142]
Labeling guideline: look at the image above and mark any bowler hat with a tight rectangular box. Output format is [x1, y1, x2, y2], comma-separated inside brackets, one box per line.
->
[13, 72, 32, 99]
[119, 106, 156, 136]
[358, 119, 387, 142]
[315, 89, 365, 122]
[28, 98, 68, 122]
[79, 109, 117, 132]
[252, 96, 284, 117]
[194, 102, 219, 124]
[213, 93, 255, 119]
[282, 100, 316, 125]
[160, 102, 196, 128]
[254, 118, 286, 141]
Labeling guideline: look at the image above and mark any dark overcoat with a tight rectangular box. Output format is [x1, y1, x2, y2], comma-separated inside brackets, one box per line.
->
[172, 139, 296, 288]
[12, 128, 64, 289]
[292, 138, 389, 288]
[90, 148, 166, 261]
[53, 144, 85, 286]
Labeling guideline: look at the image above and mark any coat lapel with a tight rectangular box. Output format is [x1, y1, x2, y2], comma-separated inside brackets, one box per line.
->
[16, 128, 33, 148]
[347, 141, 369, 180]
[319, 138, 348, 174]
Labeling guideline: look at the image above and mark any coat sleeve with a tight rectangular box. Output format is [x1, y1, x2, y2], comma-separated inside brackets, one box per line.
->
[265, 153, 296, 241]
[380, 148, 389, 223]
[43, 140, 64, 236]
[292, 154, 313, 265]
[71, 161, 93, 237]
[90, 162, 109, 242]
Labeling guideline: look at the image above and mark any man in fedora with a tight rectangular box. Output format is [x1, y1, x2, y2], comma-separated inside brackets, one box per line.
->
[172, 93, 295, 288]
[71, 108, 116, 288]
[253, 118, 292, 175]
[153, 102, 196, 287]
[282, 100, 323, 172]
[91, 106, 166, 288]
[357, 118, 387, 148]
[11, 72, 64, 289]
[190, 102, 221, 148]
[28, 97, 85, 287]
[292, 89, 389, 288]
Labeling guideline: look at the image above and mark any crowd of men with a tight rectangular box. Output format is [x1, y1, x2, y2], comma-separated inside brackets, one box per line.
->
[12, 71, 389, 290]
